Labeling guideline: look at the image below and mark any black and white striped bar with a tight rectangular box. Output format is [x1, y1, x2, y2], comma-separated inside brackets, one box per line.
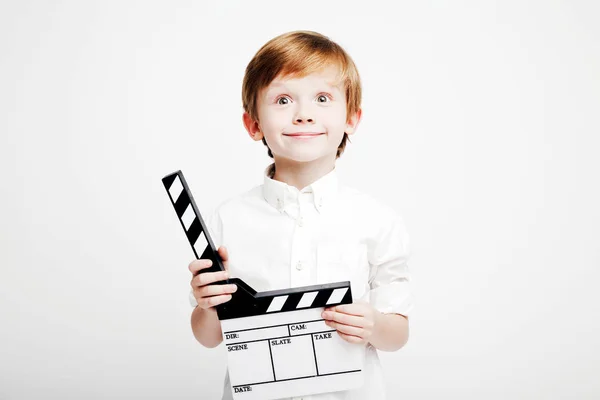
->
[162, 171, 224, 275]
[217, 280, 352, 321]
[265, 287, 349, 313]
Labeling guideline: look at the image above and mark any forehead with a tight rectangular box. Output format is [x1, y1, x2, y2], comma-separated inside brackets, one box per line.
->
[267, 65, 344, 91]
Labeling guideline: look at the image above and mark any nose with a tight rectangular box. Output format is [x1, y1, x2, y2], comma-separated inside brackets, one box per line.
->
[293, 104, 314, 124]
[295, 116, 313, 123]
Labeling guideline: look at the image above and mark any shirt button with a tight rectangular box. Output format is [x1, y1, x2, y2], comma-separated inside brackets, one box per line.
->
[295, 261, 304, 271]
[297, 216, 304, 227]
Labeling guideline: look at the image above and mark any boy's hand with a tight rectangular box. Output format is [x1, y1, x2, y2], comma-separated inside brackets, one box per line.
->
[321, 301, 380, 345]
[188, 246, 237, 310]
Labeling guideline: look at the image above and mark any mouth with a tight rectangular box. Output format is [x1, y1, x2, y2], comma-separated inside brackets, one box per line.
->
[283, 132, 325, 138]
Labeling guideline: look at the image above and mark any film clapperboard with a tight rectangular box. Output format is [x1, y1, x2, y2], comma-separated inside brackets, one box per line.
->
[162, 170, 365, 400]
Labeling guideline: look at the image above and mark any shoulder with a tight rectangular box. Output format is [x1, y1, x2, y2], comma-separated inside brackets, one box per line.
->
[340, 185, 411, 260]
[203, 185, 263, 242]
[210, 184, 263, 220]
[338, 184, 406, 226]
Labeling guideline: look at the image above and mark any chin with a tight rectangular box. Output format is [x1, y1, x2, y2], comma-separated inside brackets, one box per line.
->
[283, 155, 320, 163]
[279, 152, 333, 164]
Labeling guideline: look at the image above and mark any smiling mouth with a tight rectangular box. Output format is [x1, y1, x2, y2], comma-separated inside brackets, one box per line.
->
[283, 132, 324, 137]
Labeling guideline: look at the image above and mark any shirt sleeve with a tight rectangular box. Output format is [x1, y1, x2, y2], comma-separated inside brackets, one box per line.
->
[189, 207, 224, 308]
[367, 210, 413, 317]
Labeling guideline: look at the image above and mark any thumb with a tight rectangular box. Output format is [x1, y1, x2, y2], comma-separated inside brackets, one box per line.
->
[218, 246, 229, 270]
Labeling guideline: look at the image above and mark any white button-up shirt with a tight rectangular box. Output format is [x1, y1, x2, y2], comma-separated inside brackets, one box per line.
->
[190, 165, 413, 399]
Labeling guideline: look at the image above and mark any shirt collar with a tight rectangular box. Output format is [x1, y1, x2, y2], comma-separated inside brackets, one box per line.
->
[262, 163, 339, 214]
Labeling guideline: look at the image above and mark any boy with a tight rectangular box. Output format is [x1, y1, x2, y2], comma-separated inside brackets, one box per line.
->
[188, 30, 413, 399]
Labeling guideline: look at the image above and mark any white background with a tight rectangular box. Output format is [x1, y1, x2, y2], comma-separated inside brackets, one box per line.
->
[1, 1, 599, 399]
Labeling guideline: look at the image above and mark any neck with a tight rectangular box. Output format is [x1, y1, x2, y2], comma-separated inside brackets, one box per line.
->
[271, 156, 335, 190]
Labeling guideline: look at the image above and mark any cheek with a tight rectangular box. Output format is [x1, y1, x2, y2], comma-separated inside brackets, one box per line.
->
[260, 112, 287, 134]
[321, 107, 347, 128]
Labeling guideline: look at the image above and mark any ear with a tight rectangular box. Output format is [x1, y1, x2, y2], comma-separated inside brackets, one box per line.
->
[345, 108, 362, 136]
[243, 112, 263, 141]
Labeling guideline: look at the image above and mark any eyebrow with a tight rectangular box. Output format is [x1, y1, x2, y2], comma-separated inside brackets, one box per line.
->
[266, 81, 341, 94]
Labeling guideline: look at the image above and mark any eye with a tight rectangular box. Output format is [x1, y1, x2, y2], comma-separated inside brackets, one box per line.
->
[317, 94, 331, 103]
[276, 96, 291, 105]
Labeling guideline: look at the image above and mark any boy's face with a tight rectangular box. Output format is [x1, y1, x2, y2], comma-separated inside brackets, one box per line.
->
[244, 65, 361, 165]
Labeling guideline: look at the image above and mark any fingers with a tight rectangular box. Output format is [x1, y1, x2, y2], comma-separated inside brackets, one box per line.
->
[188, 259, 214, 275]
[187, 246, 233, 310]
[197, 283, 237, 298]
[188, 245, 229, 274]
[325, 320, 366, 344]
[330, 304, 368, 316]
[191, 274, 237, 310]
[197, 294, 233, 309]
[322, 311, 370, 329]
[191, 270, 229, 288]
[337, 332, 364, 344]
[325, 320, 364, 337]
[322, 308, 373, 344]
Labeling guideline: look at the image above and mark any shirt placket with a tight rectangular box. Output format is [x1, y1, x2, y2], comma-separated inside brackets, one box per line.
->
[289, 192, 314, 288]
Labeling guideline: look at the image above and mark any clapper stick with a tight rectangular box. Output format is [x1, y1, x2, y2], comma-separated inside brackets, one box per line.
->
[162, 170, 364, 399]
[162, 170, 225, 276]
